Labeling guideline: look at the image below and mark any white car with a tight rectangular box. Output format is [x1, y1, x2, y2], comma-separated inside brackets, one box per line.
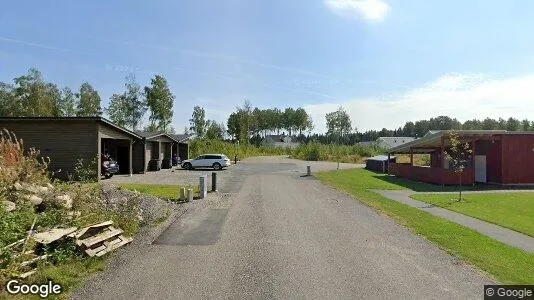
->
[181, 154, 231, 170]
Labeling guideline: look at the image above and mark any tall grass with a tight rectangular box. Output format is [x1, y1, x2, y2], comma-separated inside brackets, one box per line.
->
[0, 129, 50, 187]
[189, 139, 289, 159]
[290, 141, 385, 163]
[188, 139, 389, 163]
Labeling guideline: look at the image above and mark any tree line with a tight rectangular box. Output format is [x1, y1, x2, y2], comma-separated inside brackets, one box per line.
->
[188, 100, 314, 144]
[0, 68, 175, 133]
[4, 69, 534, 144]
[359, 115, 534, 142]
[0, 68, 102, 118]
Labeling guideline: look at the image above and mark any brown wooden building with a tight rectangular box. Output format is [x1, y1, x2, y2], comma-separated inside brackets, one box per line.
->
[0, 117, 143, 180]
[387, 130, 534, 185]
[136, 132, 190, 171]
[0, 117, 191, 180]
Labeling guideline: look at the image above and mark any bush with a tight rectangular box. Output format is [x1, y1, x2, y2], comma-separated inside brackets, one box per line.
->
[189, 139, 289, 160]
[0, 129, 50, 188]
[291, 141, 385, 163]
[71, 156, 98, 183]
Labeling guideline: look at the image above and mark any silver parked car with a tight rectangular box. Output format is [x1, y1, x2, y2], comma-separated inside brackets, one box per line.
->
[181, 154, 231, 170]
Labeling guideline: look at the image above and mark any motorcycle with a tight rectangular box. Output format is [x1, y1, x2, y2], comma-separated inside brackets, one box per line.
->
[101, 154, 119, 179]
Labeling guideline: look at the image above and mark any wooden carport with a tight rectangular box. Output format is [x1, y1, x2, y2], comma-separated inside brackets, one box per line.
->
[0, 117, 143, 181]
[387, 130, 510, 185]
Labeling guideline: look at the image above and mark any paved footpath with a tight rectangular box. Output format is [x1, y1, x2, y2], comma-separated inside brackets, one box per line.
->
[373, 189, 534, 253]
[75, 158, 493, 299]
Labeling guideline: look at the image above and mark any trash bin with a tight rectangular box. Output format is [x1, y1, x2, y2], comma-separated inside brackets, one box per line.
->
[148, 159, 161, 171]
[162, 158, 172, 169]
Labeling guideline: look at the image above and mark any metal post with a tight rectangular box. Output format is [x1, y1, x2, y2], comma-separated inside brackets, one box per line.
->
[307, 165, 311, 176]
[234, 155, 237, 165]
[180, 187, 186, 201]
[129, 140, 133, 176]
[471, 140, 476, 186]
[212, 172, 217, 192]
[387, 153, 391, 175]
[199, 175, 207, 199]
[187, 189, 193, 202]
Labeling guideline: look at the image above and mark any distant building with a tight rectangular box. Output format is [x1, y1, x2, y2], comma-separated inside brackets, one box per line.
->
[262, 135, 300, 149]
[375, 137, 417, 149]
[357, 137, 416, 150]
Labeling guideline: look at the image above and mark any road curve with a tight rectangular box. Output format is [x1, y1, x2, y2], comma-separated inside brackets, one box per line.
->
[74, 158, 492, 299]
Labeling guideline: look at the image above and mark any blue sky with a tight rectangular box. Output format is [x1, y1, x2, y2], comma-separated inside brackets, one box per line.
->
[1, 0, 534, 132]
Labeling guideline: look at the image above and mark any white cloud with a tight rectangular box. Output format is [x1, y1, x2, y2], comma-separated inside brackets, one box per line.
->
[305, 72, 534, 133]
[324, 0, 391, 23]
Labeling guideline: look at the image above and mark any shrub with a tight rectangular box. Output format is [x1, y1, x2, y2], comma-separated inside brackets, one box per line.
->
[189, 139, 289, 160]
[71, 156, 98, 183]
[0, 129, 50, 188]
[291, 141, 385, 163]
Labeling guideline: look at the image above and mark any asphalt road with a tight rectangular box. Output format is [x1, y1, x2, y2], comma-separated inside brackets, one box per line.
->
[74, 157, 492, 299]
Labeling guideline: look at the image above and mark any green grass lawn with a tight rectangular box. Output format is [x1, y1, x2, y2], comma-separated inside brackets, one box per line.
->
[316, 169, 534, 284]
[412, 193, 534, 237]
[367, 172, 501, 192]
[118, 183, 199, 200]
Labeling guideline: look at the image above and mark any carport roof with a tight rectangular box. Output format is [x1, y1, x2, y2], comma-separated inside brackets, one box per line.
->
[136, 131, 188, 142]
[0, 116, 143, 139]
[170, 134, 192, 142]
[388, 130, 534, 154]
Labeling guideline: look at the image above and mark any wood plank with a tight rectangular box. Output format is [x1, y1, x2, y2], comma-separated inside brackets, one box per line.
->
[3, 238, 25, 250]
[19, 270, 37, 278]
[75, 221, 113, 240]
[95, 236, 133, 257]
[85, 244, 107, 257]
[20, 254, 50, 267]
[32, 227, 78, 244]
[79, 227, 123, 248]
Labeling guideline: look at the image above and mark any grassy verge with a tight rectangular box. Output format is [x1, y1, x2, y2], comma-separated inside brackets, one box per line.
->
[364, 171, 500, 192]
[315, 169, 534, 284]
[412, 193, 534, 237]
[117, 183, 199, 200]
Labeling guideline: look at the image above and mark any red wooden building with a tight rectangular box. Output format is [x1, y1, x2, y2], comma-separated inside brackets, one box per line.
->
[387, 130, 534, 185]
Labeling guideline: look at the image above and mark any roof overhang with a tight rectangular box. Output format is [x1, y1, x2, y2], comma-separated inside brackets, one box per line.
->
[388, 130, 515, 154]
[172, 134, 193, 143]
[0, 117, 143, 140]
[143, 133, 179, 142]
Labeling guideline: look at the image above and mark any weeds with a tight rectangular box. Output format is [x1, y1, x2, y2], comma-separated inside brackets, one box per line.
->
[0, 130, 142, 296]
[189, 139, 289, 160]
[290, 141, 385, 163]
[71, 156, 98, 183]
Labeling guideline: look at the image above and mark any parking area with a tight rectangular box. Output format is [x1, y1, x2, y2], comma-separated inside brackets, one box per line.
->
[107, 167, 220, 186]
[106, 156, 364, 186]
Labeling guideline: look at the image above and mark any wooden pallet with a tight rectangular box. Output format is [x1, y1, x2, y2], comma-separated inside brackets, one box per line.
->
[74, 221, 133, 257]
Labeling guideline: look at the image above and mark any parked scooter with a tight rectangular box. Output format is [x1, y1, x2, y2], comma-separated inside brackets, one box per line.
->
[101, 154, 119, 179]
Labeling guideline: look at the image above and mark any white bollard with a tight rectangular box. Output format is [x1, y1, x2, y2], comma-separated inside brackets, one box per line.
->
[307, 165, 311, 176]
[180, 187, 186, 201]
[199, 175, 207, 199]
[187, 189, 193, 202]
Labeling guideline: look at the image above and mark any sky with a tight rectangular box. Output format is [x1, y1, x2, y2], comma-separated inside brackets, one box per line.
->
[1, 0, 534, 133]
